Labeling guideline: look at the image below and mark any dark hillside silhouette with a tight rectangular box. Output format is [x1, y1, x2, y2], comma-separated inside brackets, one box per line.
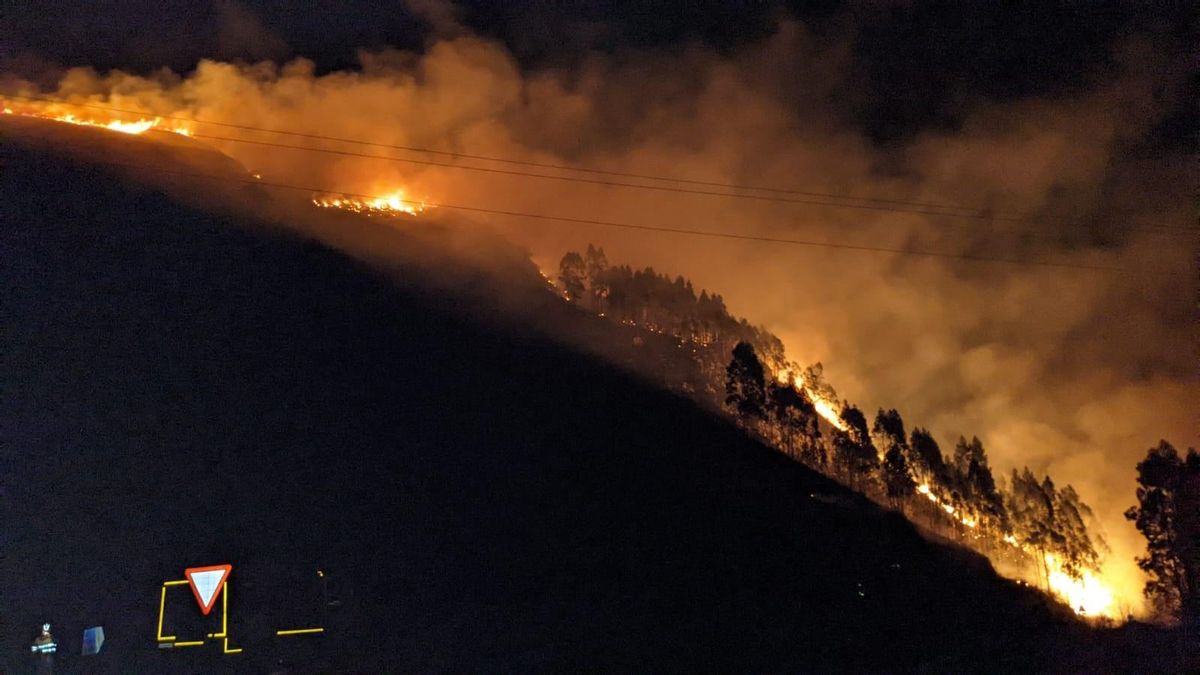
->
[1, 130, 1191, 672]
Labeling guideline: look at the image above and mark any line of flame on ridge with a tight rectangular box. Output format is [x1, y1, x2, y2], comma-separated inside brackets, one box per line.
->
[1, 105, 434, 219]
[312, 192, 427, 216]
[2, 105, 193, 137]
[775, 369, 848, 431]
[916, 483, 1115, 618]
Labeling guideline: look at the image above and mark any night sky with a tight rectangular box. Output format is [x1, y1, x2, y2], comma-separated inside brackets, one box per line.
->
[2, 1, 1194, 145]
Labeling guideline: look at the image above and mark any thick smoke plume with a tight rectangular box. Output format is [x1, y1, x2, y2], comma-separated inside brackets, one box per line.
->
[7, 19, 1196, 612]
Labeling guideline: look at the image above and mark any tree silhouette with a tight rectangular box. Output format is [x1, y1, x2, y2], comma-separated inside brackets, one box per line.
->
[799, 414, 825, 469]
[833, 404, 878, 490]
[1126, 441, 1200, 620]
[551, 245, 1118, 604]
[1054, 484, 1101, 578]
[882, 445, 916, 506]
[909, 427, 949, 490]
[725, 342, 766, 428]
[1178, 449, 1200, 622]
[558, 251, 587, 302]
[872, 409, 914, 506]
[768, 380, 817, 460]
[953, 436, 1007, 531]
[584, 244, 609, 312]
[1008, 467, 1057, 585]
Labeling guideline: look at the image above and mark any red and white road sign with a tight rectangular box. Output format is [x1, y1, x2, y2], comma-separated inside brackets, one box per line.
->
[184, 564, 231, 615]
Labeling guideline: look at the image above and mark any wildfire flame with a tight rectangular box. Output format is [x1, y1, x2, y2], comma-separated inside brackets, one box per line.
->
[1044, 554, 1115, 618]
[917, 482, 1115, 618]
[775, 369, 848, 431]
[312, 191, 427, 216]
[917, 483, 975, 526]
[2, 106, 193, 137]
[8, 99, 1125, 621]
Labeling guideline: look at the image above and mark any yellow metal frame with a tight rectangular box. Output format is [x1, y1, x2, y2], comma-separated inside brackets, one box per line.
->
[156, 570, 325, 653]
[156, 578, 242, 653]
[156, 580, 189, 642]
[276, 627, 325, 636]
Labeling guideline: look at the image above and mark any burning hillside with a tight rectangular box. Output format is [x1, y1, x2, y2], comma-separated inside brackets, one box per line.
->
[312, 191, 427, 217]
[1, 14, 1193, 628]
[3, 100, 437, 224]
[548, 244, 1123, 619]
[0, 90, 1157, 624]
[2, 102, 193, 137]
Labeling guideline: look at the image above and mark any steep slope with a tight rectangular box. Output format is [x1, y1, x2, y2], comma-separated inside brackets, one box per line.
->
[1, 131, 1104, 673]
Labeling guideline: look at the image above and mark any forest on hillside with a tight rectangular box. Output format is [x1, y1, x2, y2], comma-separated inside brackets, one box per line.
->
[558, 245, 1199, 624]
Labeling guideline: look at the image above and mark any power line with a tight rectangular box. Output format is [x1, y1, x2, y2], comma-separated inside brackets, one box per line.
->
[3, 92, 984, 212]
[190, 131, 1006, 219]
[180, 132, 1199, 237]
[6, 94, 1195, 236]
[60, 155, 1122, 272]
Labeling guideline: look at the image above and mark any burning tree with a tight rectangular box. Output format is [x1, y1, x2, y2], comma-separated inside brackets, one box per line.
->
[551, 245, 1120, 619]
[1008, 468, 1059, 580]
[558, 246, 790, 403]
[908, 427, 951, 492]
[1006, 468, 1103, 597]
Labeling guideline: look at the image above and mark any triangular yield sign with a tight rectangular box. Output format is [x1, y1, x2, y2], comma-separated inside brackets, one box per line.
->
[184, 564, 231, 616]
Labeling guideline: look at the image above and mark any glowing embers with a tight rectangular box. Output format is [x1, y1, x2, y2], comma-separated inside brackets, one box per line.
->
[2, 106, 193, 136]
[312, 189, 428, 217]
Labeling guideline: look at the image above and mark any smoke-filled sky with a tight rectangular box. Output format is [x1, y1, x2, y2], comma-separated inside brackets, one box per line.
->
[4, 0, 1196, 609]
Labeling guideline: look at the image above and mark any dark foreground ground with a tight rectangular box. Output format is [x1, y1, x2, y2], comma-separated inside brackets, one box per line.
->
[1, 130, 1192, 673]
